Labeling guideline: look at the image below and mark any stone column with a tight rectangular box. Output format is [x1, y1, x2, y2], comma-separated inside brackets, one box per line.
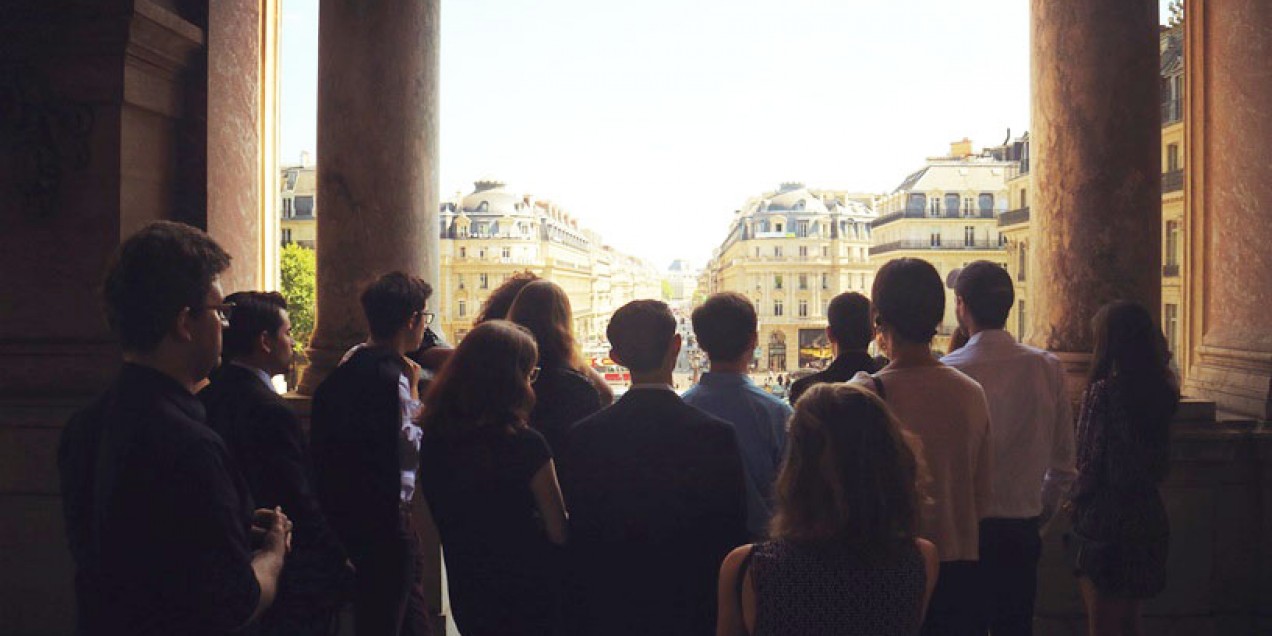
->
[300, 0, 441, 393]
[1028, 0, 1162, 390]
[1182, 0, 1272, 421]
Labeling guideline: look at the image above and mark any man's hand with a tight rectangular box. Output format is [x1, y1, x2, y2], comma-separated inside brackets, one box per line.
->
[402, 356, 423, 401]
[251, 507, 293, 555]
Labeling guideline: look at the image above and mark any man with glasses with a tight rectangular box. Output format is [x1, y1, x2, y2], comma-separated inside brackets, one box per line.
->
[311, 271, 436, 635]
[59, 221, 291, 635]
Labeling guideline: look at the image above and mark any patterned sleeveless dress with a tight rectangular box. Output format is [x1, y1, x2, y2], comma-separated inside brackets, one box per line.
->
[747, 539, 927, 636]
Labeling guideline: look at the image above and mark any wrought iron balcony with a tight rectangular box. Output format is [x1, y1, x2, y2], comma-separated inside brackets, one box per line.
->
[872, 208, 996, 228]
[870, 239, 1003, 256]
[998, 207, 1031, 227]
[1162, 169, 1183, 194]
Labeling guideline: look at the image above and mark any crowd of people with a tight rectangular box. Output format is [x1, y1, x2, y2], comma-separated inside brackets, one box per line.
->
[59, 221, 1179, 636]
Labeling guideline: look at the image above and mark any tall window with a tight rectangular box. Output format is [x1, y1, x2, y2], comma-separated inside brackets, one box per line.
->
[945, 193, 960, 216]
[774, 246, 783, 258]
[798, 274, 808, 290]
[1167, 144, 1180, 172]
[799, 245, 808, 258]
[930, 232, 942, 247]
[821, 245, 829, 258]
[1017, 300, 1027, 342]
[479, 273, 489, 289]
[501, 246, 511, 259]
[929, 197, 941, 217]
[1020, 188, 1028, 209]
[457, 274, 466, 289]
[281, 228, 292, 243]
[907, 193, 927, 213]
[458, 300, 467, 318]
[774, 300, 784, 317]
[1164, 304, 1179, 355]
[1165, 221, 1179, 267]
[1018, 244, 1028, 282]
[774, 274, 783, 290]
[964, 226, 976, 246]
[978, 193, 994, 213]
[798, 300, 808, 317]
[459, 247, 467, 258]
[797, 221, 808, 237]
[821, 273, 829, 290]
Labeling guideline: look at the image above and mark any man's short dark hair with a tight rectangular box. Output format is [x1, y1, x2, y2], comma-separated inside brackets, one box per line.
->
[691, 293, 756, 362]
[826, 292, 873, 351]
[360, 272, 433, 340]
[872, 258, 945, 345]
[954, 261, 1015, 330]
[222, 292, 287, 359]
[103, 221, 232, 352]
[607, 300, 676, 373]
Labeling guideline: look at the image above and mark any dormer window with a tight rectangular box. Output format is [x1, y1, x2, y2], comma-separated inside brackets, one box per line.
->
[477, 201, 489, 212]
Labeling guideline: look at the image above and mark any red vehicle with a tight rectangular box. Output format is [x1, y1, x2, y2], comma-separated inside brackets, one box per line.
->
[591, 356, 631, 386]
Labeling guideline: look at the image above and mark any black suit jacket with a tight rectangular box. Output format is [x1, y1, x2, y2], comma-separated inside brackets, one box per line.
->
[788, 351, 881, 405]
[562, 389, 748, 636]
[200, 364, 347, 570]
[309, 347, 407, 545]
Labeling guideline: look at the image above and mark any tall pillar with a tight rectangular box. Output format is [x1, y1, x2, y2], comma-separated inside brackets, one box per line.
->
[300, 0, 441, 393]
[1028, 0, 1162, 389]
[1182, 0, 1272, 421]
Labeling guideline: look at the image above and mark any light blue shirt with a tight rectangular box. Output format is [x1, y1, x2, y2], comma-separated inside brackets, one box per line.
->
[683, 372, 792, 537]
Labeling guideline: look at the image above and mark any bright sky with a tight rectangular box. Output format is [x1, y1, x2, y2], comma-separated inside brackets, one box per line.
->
[279, 1, 1175, 270]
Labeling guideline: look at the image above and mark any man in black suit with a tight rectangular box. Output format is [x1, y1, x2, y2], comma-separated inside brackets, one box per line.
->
[310, 272, 434, 636]
[788, 291, 881, 404]
[200, 291, 351, 635]
[59, 221, 290, 635]
[563, 300, 748, 636]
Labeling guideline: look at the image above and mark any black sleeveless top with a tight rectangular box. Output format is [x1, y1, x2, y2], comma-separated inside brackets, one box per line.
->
[745, 539, 926, 636]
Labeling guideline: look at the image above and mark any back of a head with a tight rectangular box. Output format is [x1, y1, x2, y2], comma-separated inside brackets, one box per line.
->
[507, 279, 578, 369]
[771, 383, 920, 549]
[103, 221, 231, 353]
[826, 292, 873, 351]
[872, 258, 945, 345]
[360, 272, 433, 340]
[607, 300, 676, 373]
[221, 291, 287, 360]
[476, 270, 540, 324]
[422, 320, 538, 437]
[691, 292, 756, 362]
[954, 261, 1014, 330]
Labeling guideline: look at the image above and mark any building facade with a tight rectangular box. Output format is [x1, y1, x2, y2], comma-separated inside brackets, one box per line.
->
[436, 179, 659, 344]
[279, 160, 316, 247]
[1161, 26, 1185, 372]
[705, 183, 877, 373]
[871, 140, 1014, 351]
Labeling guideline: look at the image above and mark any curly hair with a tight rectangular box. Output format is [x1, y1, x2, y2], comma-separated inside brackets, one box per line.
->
[771, 383, 927, 552]
[420, 320, 538, 438]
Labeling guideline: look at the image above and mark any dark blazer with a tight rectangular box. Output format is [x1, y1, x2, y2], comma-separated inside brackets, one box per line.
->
[200, 364, 350, 629]
[562, 388, 748, 636]
[309, 346, 407, 545]
[788, 351, 881, 405]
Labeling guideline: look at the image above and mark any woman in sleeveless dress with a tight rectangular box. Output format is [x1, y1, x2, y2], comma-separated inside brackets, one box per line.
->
[716, 383, 939, 636]
[1069, 300, 1178, 636]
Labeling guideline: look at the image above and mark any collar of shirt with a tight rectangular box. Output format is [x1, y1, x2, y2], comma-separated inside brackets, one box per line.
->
[964, 328, 1015, 349]
[696, 371, 753, 387]
[827, 351, 875, 373]
[229, 361, 275, 391]
[629, 382, 676, 392]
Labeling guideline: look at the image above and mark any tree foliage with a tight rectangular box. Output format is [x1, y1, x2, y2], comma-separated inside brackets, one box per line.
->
[279, 243, 316, 357]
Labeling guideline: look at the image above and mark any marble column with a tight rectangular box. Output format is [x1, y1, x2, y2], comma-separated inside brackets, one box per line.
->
[1182, 0, 1272, 421]
[1028, 0, 1162, 390]
[300, 0, 441, 393]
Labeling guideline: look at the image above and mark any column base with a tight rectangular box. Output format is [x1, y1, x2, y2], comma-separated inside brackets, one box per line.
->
[1183, 344, 1272, 422]
[1050, 351, 1092, 405]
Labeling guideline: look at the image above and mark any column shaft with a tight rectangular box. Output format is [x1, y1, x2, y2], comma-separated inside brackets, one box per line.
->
[1029, 0, 1162, 374]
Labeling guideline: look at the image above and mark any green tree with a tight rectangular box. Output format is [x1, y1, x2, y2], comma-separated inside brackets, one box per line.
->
[279, 242, 316, 357]
[661, 279, 674, 300]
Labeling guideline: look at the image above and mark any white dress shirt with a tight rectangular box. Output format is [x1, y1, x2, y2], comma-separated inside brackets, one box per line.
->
[941, 329, 1077, 519]
[341, 343, 424, 504]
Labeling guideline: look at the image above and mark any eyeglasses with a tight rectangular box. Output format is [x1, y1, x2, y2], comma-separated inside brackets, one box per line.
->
[414, 310, 435, 325]
[528, 366, 541, 383]
[206, 302, 236, 327]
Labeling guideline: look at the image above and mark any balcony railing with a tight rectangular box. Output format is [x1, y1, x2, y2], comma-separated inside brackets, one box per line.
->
[1163, 263, 1180, 277]
[998, 207, 1031, 227]
[1162, 169, 1184, 194]
[872, 208, 997, 228]
[1161, 98, 1183, 125]
[870, 239, 1003, 256]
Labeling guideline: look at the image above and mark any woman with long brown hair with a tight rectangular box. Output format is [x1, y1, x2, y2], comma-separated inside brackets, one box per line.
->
[507, 280, 605, 462]
[417, 320, 567, 636]
[1069, 300, 1179, 636]
[716, 383, 939, 636]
